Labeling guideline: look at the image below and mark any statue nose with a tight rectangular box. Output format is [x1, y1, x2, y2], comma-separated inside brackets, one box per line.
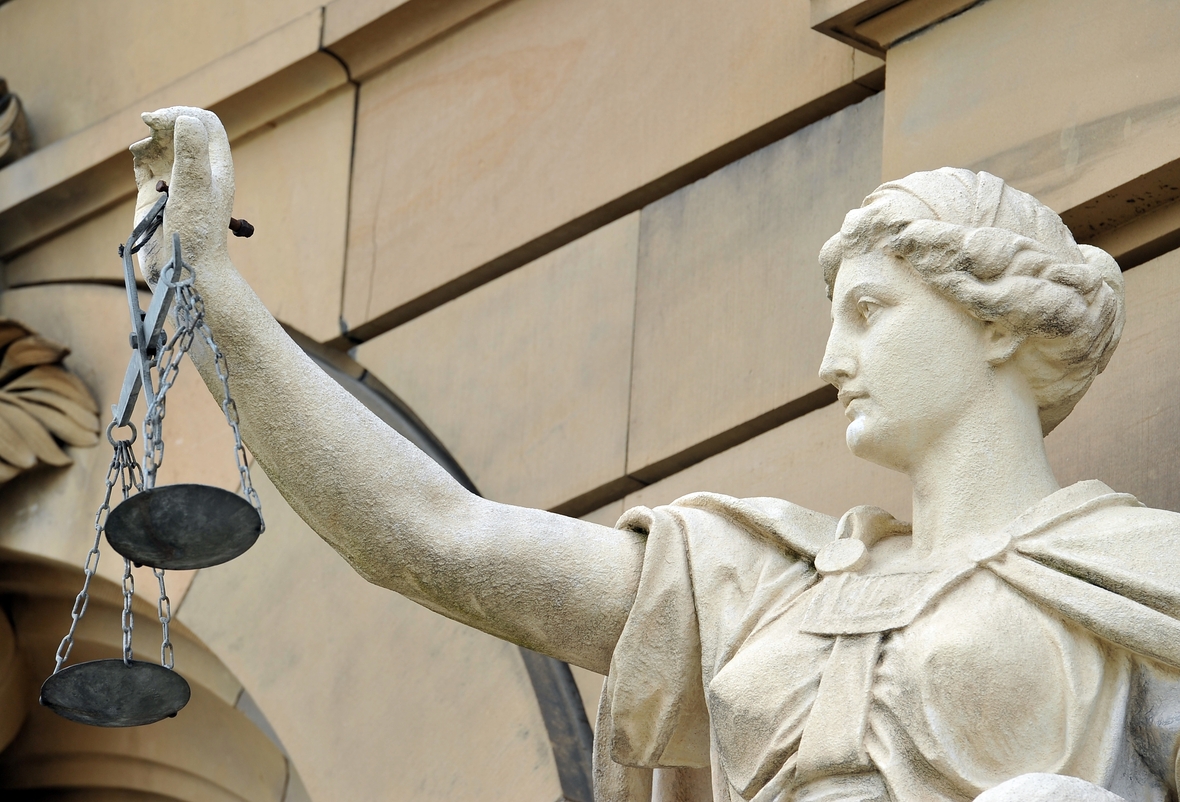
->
[819, 340, 855, 386]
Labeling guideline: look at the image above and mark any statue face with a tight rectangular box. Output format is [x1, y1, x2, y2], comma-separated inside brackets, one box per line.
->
[820, 247, 994, 473]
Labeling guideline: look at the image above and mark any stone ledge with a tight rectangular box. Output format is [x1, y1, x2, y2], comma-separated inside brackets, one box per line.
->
[324, 0, 510, 80]
[0, 0, 504, 259]
[812, 0, 982, 55]
[0, 10, 332, 257]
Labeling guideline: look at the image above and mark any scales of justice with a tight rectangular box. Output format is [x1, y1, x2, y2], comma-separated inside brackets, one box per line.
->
[37, 181, 263, 728]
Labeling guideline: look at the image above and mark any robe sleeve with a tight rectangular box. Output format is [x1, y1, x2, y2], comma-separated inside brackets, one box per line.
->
[601, 494, 830, 773]
[604, 504, 712, 769]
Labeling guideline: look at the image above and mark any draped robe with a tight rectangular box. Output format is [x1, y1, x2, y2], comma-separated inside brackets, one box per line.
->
[595, 481, 1180, 802]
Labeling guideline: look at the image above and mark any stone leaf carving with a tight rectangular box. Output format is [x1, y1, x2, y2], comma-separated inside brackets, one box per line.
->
[0, 79, 32, 169]
[0, 319, 100, 482]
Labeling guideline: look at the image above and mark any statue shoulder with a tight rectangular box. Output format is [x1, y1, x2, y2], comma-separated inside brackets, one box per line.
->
[628, 492, 837, 562]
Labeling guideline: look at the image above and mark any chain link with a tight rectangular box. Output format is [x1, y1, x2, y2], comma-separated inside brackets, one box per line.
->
[154, 567, 174, 669]
[120, 557, 135, 665]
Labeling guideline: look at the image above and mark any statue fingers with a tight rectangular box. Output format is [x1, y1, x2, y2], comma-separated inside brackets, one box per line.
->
[129, 122, 174, 227]
[143, 107, 232, 185]
[189, 109, 235, 200]
[165, 115, 229, 262]
[171, 115, 214, 198]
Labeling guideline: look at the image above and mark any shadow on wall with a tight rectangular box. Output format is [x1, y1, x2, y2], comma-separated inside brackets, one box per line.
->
[290, 328, 597, 802]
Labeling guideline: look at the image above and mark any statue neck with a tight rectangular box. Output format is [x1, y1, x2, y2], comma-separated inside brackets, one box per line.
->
[906, 370, 1060, 557]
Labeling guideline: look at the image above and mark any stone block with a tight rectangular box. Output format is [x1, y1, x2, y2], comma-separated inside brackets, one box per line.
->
[883, 0, 1180, 220]
[341, 0, 874, 335]
[228, 86, 355, 342]
[581, 500, 624, 529]
[624, 401, 913, 523]
[626, 94, 884, 476]
[325, 0, 506, 81]
[0, 19, 344, 259]
[5, 199, 133, 288]
[176, 464, 563, 802]
[357, 213, 639, 510]
[1045, 248, 1180, 512]
[7, 87, 353, 342]
[0, 0, 323, 148]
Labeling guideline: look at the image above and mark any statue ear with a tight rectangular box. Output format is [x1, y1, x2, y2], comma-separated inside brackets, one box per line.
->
[984, 319, 1023, 366]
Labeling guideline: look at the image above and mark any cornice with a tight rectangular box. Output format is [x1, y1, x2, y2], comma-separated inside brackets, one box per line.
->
[811, 0, 982, 56]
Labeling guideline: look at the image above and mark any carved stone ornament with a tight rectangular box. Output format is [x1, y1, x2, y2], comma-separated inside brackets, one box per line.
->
[129, 108, 1180, 802]
[0, 78, 32, 169]
[0, 319, 100, 482]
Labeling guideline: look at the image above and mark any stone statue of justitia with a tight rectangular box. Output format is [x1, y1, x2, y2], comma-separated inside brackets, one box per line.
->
[128, 108, 1180, 802]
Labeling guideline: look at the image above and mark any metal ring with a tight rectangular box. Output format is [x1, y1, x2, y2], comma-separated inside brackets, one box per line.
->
[106, 420, 138, 447]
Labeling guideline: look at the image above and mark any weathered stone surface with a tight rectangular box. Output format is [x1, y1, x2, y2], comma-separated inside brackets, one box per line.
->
[325, 0, 506, 81]
[626, 94, 884, 475]
[228, 86, 355, 341]
[883, 0, 1180, 219]
[341, 0, 874, 332]
[1045, 247, 1180, 512]
[358, 213, 639, 510]
[624, 401, 912, 521]
[5, 199, 133, 287]
[177, 466, 563, 802]
[566, 500, 623, 730]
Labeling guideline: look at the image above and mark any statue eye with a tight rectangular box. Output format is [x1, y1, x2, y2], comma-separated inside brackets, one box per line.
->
[857, 298, 882, 320]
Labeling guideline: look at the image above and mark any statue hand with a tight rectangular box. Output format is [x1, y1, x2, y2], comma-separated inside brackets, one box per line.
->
[129, 107, 234, 286]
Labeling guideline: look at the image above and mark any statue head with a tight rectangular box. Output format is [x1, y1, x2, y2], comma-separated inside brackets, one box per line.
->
[819, 168, 1123, 453]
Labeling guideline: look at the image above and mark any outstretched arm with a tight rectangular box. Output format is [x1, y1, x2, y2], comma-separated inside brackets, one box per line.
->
[129, 108, 643, 674]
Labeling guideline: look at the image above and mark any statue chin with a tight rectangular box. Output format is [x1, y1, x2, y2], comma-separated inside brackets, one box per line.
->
[844, 417, 867, 452]
[843, 417, 901, 473]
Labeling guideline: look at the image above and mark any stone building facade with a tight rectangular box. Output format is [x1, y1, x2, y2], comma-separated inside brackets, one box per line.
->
[0, 0, 1178, 800]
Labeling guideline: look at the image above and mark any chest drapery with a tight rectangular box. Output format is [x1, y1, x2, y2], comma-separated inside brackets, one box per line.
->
[595, 482, 1180, 802]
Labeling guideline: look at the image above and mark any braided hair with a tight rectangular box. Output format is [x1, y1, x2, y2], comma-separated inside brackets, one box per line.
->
[820, 168, 1124, 435]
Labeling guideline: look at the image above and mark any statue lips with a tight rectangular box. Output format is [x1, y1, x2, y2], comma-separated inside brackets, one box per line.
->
[837, 389, 867, 417]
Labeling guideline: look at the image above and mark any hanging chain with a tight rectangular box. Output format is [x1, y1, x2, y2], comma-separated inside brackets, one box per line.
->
[53, 433, 140, 674]
[143, 252, 263, 525]
[53, 192, 262, 675]
[197, 312, 263, 525]
[142, 300, 195, 487]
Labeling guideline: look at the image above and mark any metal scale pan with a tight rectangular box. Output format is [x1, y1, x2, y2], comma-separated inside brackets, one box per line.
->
[105, 484, 263, 570]
[40, 659, 191, 727]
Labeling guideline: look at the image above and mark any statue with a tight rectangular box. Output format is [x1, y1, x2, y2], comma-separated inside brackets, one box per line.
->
[128, 108, 1180, 802]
